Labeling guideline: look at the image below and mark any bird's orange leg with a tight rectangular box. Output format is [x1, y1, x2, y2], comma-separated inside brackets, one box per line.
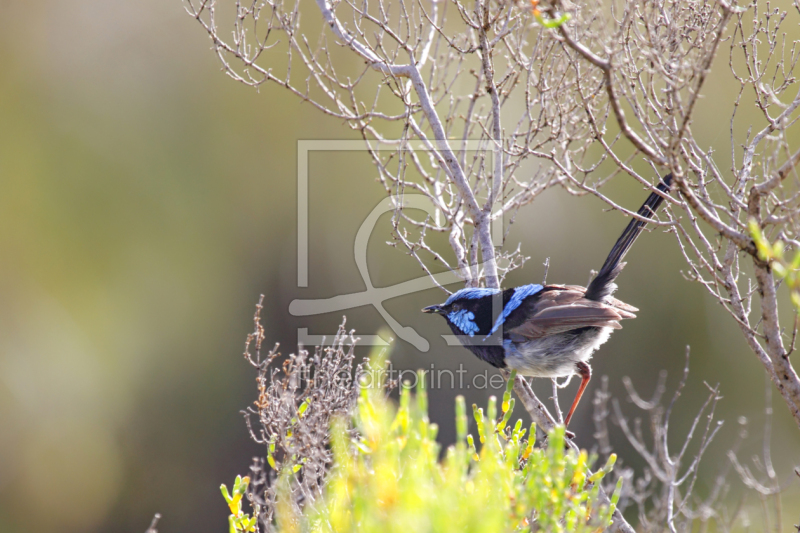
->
[563, 362, 591, 428]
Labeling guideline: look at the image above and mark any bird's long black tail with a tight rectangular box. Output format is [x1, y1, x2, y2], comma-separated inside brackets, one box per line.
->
[585, 174, 673, 302]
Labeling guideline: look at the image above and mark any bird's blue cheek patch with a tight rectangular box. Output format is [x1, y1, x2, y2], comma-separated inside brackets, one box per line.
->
[448, 309, 479, 337]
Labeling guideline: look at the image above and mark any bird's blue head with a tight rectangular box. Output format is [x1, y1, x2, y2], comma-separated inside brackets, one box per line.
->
[422, 287, 500, 338]
[422, 284, 544, 339]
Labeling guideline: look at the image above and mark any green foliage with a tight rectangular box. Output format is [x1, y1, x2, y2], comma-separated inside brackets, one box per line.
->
[221, 475, 259, 533]
[750, 218, 800, 309]
[276, 365, 620, 532]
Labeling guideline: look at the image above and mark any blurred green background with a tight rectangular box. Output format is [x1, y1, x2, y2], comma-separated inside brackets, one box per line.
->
[0, 1, 798, 532]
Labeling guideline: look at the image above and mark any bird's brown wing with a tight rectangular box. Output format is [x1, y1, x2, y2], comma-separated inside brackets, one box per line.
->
[562, 284, 639, 313]
[507, 285, 637, 338]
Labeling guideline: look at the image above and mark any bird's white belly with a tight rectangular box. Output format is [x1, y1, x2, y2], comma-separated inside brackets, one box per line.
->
[503, 327, 613, 378]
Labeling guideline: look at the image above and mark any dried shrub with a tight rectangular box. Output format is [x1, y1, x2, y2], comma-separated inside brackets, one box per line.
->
[241, 297, 372, 529]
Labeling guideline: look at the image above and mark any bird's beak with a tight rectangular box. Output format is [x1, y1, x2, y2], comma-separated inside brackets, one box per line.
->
[422, 304, 444, 314]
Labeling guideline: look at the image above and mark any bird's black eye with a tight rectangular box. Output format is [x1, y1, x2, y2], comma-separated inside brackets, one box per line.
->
[450, 304, 460, 312]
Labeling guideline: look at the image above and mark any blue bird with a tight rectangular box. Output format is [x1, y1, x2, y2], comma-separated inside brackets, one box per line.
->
[423, 175, 673, 427]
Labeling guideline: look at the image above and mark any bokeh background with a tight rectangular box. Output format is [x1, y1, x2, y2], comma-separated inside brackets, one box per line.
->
[0, 1, 798, 532]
